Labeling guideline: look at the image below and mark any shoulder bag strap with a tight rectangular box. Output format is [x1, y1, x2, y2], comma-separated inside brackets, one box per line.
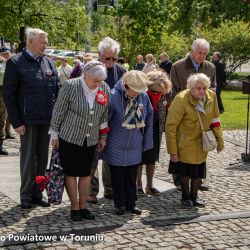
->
[195, 107, 205, 132]
[62, 66, 69, 80]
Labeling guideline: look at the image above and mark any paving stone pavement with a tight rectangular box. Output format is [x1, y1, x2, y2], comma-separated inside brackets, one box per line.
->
[0, 130, 250, 249]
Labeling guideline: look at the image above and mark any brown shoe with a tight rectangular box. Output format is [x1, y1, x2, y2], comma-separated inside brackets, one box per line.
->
[87, 195, 98, 204]
[145, 187, 160, 196]
[199, 184, 209, 191]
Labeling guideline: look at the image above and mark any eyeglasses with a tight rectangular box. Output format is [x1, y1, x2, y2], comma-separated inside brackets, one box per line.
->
[104, 57, 118, 61]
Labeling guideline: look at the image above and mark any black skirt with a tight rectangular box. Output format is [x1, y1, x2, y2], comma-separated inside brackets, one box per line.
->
[168, 160, 206, 179]
[59, 138, 96, 177]
[141, 120, 160, 165]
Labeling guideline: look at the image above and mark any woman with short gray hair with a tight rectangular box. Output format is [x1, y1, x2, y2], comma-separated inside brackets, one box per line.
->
[49, 60, 110, 221]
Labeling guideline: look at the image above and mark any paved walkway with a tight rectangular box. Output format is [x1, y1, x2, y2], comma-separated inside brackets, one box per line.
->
[0, 130, 250, 249]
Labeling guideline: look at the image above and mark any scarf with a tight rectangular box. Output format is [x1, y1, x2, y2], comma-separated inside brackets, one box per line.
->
[147, 90, 162, 112]
[122, 93, 145, 129]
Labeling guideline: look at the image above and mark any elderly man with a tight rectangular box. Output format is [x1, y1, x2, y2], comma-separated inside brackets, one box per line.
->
[3, 28, 59, 209]
[159, 52, 172, 75]
[134, 55, 146, 71]
[88, 37, 126, 203]
[170, 38, 216, 191]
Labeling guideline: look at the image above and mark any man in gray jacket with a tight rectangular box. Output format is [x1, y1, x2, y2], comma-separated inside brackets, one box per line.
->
[170, 38, 216, 191]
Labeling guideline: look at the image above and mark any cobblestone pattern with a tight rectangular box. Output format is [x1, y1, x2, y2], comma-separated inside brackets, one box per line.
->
[1, 130, 250, 249]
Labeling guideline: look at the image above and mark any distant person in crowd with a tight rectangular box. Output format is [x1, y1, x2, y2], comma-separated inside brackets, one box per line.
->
[100, 70, 153, 215]
[0, 51, 9, 155]
[159, 52, 172, 75]
[117, 57, 129, 71]
[70, 59, 83, 79]
[0, 47, 15, 142]
[170, 38, 216, 191]
[84, 53, 93, 62]
[137, 70, 172, 196]
[50, 61, 110, 221]
[58, 58, 73, 86]
[134, 55, 145, 71]
[74, 55, 84, 66]
[212, 52, 227, 114]
[143, 54, 157, 74]
[166, 73, 224, 207]
[87, 37, 126, 204]
[3, 28, 59, 209]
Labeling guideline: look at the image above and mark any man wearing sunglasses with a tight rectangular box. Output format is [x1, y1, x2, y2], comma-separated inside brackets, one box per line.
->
[87, 37, 126, 203]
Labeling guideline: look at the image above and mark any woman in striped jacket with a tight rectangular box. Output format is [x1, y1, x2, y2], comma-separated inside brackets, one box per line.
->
[49, 61, 110, 221]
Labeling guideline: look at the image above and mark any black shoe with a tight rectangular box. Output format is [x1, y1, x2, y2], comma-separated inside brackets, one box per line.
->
[0, 147, 8, 155]
[114, 206, 125, 215]
[192, 198, 206, 207]
[80, 208, 95, 220]
[71, 210, 82, 221]
[21, 200, 33, 209]
[181, 199, 193, 207]
[137, 188, 145, 195]
[199, 184, 209, 191]
[31, 197, 50, 207]
[127, 207, 141, 215]
[5, 135, 15, 139]
[104, 193, 113, 199]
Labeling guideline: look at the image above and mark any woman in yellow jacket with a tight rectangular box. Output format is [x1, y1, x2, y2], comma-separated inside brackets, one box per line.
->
[166, 73, 224, 207]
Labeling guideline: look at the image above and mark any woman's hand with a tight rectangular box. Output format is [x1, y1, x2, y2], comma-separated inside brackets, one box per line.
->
[51, 139, 59, 149]
[170, 153, 179, 162]
[217, 147, 223, 154]
[97, 139, 106, 152]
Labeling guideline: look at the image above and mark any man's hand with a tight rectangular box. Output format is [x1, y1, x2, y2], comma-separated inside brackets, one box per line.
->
[170, 153, 179, 162]
[97, 139, 106, 152]
[14, 125, 26, 136]
[51, 139, 59, 149]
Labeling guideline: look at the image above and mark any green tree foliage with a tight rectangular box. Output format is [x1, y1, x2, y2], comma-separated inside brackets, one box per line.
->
[170, 0, 250, 33]
[200, 20, 250, 79]
[0, 0, 88, 50]
[108, 0, 177, 63]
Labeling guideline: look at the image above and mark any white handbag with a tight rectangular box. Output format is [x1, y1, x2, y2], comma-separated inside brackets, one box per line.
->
[196, 109, 217, 152]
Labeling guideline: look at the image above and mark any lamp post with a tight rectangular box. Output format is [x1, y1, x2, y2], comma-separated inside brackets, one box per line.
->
[85, 0, 93, 53]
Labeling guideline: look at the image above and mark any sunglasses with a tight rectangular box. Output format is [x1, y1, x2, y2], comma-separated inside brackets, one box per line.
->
[104, 57, 118, 61]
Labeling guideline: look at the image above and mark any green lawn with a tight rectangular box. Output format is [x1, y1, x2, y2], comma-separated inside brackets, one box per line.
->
[220, 90, 249, 129]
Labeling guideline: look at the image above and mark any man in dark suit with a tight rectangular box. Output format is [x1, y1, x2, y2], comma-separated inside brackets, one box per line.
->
[212, 52, 227, 113]
[159, 52, 172, 75]
[3, 28, 59, 209]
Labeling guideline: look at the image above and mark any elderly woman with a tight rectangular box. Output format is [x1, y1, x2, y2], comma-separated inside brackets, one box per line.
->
[142, 54, 157, 74]
[137, 70, 172, 196]
[70, 59, 83, 79]
[100, 70, 153, 215]
[166, 73, 224, 207]
[49, 61, 110, 221]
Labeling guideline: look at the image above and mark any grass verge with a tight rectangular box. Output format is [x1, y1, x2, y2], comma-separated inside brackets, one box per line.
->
[221, 90, 249, 130]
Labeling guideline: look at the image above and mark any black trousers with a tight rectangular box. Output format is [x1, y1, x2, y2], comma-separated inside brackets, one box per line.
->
[216, 87, 224, 111]
[20, 125, 50, 202]
[110, 164, 138, 209]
